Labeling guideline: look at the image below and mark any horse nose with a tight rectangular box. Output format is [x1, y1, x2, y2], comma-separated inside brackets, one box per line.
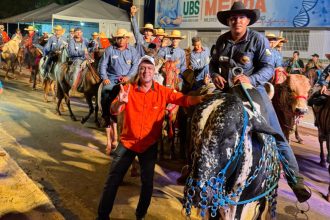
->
[295, 107, 308, 115]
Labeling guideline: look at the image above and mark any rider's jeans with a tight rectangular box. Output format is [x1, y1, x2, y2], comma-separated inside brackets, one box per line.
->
[256, 86, 300, 182]
[96, 143, 158, 220]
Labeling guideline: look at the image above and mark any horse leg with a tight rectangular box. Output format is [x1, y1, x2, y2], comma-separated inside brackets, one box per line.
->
[43, 79, 49, 102]
[111, 122, 118, 148]
[319, 135, 326, 167]
[81, 94, 94, 124]
[294, 124, 303, 144]
[31, 68, 37, 90]
[56, 84, 64, 116]
[170, 120, 177, 160]
[327, 134, 330, 202]
[64, 92, 77, 121]
[94, 95, 100, 127]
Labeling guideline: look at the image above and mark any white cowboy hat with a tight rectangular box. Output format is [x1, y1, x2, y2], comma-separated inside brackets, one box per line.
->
[24, 26, 36, 31]
[92, 32, 99, 36]
[265, 33, 280, 40]
[112, 28, 131, 38]
[217, 1, 260, 26]
[168, 30, 186, 39]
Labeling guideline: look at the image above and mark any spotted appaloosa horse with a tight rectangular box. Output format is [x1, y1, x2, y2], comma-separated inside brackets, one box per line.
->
[272, 71, 311, 143]
[183, 85, 281, 219]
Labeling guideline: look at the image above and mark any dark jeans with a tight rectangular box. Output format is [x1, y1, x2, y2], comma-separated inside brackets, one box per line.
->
[256, 86, 299, 183]
[101, 83, 121, 126]
[97, 143, 158, 220]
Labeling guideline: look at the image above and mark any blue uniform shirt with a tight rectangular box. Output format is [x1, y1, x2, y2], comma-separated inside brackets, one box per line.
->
[270, 48, 282, 68]
[158, 46, 186, 73]
[190, 47, 210, 86]
[43, 35, 67, 55]
[319, 64, 330, 87]
[131, 16, 155, 57]
[68, 37, 89, 61]
[210, 29, 274, 87]
[99, 44, 139, 84]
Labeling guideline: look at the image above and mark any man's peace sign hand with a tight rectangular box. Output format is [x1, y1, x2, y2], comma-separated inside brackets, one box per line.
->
[118, 84, 130, 104]
[130, 5, 138, 16]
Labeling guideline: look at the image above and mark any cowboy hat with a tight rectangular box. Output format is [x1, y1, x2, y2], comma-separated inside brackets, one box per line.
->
[24, 26, 36, 31]
[53, 25, 63, 31]
[265, 33, 280, 40]
[217, 1, 260, 26]
[112, 28, 131, 38]
[278, 37, 288, 43]
[0, 25, 4, 30]
[325, 54, 330, 60]
[154, 28, 167, 36]
[140, 23, 154, 33]
[168, 30, 186, 39]
[92, 32, 99, 36]
[69, 28, 75, 32]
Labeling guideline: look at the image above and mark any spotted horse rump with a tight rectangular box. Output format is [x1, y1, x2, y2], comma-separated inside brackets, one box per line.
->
[183, 86, 282, 220]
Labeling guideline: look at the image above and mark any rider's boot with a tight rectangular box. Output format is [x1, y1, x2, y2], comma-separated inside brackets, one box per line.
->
[288, 175, 311, 203]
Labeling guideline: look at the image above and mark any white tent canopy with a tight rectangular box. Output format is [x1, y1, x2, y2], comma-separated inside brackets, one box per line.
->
[1, 0, 131, 37]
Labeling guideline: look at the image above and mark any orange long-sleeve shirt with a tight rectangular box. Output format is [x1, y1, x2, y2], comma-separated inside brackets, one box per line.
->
[111, 82, 200, 153]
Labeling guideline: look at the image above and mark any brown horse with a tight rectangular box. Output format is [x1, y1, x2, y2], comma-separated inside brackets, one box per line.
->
[1, 35, 22, 80]
[312, 84, 330, 201]
[29, 46, 43, 90]
[159, 60, 182, 159]
[272, 72, 311, 142]
[56, 49, 101, 126]
[16, 47, 25, 73]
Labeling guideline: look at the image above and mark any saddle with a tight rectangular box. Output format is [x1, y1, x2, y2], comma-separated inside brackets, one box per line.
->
[308, 88, 330, 106]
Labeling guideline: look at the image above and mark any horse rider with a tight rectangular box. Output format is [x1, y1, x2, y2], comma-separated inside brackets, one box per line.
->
[0, 24, 10, 67]
[96, 55, 210, 220]
[99, 28, 139, 154]
[158, 30, 187, 74]
[190, 36, 210, 90]
[130, 5, 157, 57]
[209, 1, 311, 203]
[22, 26, 39, 69]
[67, 28, 75, 41]
[266, 33, 283, 68]
[89, 32, 100, 52]
[285, 51, 305, 74]
[12, 28, 22, 39]
[68, 27, 93, 92]
[305, 53, 323, 81]
[43, 25, 67, 75]
[308, 54, 330, 108]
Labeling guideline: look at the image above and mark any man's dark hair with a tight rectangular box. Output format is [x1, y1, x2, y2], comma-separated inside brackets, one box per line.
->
[192, 36, 201, 45]
[74, 27, 82, 32]
[293, 51, 299, 56]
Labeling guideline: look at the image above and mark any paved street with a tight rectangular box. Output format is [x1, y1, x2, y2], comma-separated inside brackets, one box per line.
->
[0, 70, 329, 220]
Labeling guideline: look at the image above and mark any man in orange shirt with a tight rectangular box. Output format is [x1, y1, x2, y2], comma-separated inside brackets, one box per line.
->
[97, 55, 210, 220]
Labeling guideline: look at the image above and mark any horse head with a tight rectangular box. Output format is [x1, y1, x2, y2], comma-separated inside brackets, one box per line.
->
[286, 74, 311, 115]
[161, 60, 181, 90]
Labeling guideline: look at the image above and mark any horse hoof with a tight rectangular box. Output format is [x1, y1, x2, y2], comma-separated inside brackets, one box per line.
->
[71, 116, 77, 121]
[81, 118, 87, 124]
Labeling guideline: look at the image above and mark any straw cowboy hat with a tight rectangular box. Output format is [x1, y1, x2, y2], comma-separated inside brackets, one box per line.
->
[140, 23, 154, 33]
[92, 32, 99, 36]
[69, 28, 75, 32]
[53, 25, 63, 31]
[278, 37, 288, 43]
[0, 25, 4, 30]
[217, 1, 260, 26]
[168, 30, 186, 39]
[99, 32, 107, 38]
[154, 28, 167, 36]
[24, 26, 36, 31]
[112, 28, 131, 38]
[265, 33, 280, 40]
[326, 54, 330, 60]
